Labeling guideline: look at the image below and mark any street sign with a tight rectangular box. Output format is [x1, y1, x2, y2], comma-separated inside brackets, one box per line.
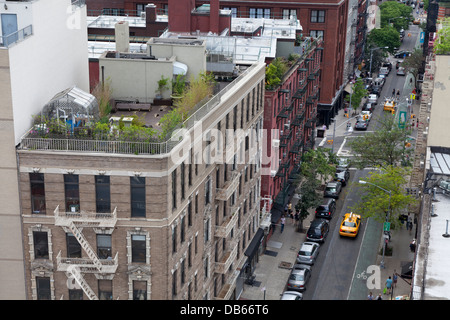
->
[399, 111, 407, 129]
[383, 222, 391, 232]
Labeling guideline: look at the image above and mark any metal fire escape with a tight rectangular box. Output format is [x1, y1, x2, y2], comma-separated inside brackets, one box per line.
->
[54, 205, 118, 300]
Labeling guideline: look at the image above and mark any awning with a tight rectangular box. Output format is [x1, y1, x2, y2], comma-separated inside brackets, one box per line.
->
[244, 228, 264, 259]
[344, 83, 353, 94]
[401, 261, 413, 279]
[270, 203, 284, 224]
[173, 61, 188, 75]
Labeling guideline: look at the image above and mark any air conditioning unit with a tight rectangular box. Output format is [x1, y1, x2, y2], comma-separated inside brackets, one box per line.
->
[439, 180, 450, 191]
[270, 170, 277, 177]
[272, 139, 280, 148]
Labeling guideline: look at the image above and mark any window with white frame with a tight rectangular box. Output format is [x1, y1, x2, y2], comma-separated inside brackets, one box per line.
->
[283, 9, 297, 19]
[310, 10, 325, 23]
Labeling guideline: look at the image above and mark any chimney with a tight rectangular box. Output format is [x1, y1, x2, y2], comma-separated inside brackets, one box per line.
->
[115, 21, 129, 53]
[145, 3, 157, 24]
[168, 0, 195, 32]
[210, 0, 220, 34]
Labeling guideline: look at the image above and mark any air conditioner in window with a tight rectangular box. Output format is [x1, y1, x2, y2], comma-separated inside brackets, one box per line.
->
[270, 170, 277, 177]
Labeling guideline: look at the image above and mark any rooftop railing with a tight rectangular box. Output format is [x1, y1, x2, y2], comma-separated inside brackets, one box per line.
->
[0, 25, 33, 48]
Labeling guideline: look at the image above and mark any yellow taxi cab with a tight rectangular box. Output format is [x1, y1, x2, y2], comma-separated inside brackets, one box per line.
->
[339, 212, 361, 238]
[383, 99, 396, 113]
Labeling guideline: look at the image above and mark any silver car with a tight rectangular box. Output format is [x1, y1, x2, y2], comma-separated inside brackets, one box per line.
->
[296, 242, 320, 265]
[280, 291, 303, 300]
[287, 265, 311, 292]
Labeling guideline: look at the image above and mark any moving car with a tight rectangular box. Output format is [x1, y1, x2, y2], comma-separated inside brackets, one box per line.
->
[296, 242, 320, 265]
[287, 264, 311, 292]
[367, 94, 378, 104]
[362, 103, 374, 112]
[394, 50, 411, 58]
[315, 198, 337, 219]
[383, 99, 396, 113]
[355, 120, 368, 130]
[339, 212, 362, 238]
[306, 219, 330, 243]
[324, 181, 342, 199]
[280, 291, 303, 300]
[334, 167, 350, 186]
[397, 67, 406, 76]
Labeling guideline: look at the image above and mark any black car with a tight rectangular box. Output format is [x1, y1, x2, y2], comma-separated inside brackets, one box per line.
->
[306, 219, 330, 243]
[362, 103, 374, 112]
[334, 167, 350, 186]
[394, 51, 411, 59]
[371, 85, 381, 97]
[315, 198, 337, 219]
[355, 120, 368, 130]
[324, 181, 342, 199]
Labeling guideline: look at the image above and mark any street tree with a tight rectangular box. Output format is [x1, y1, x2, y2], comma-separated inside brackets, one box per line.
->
[345, 78, 368, 115]
[379, 0, 413, 32]
[350, 165, 417, 229]
[400, 48, 424, 89]
[367, 26, 401, 54]
[434, 17, 450, 55]
[348, 115, 413, 169]
[295, 178, 321, 232]
[299, 148, 336, 185]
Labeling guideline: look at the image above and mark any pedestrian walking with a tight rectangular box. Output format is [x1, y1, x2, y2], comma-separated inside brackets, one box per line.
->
[393, 270, 398, 288]
[392, 88, 396, 96]
[368, 292, 374, 300]
[385, 276, 393, 295]
[397, 89, 400, 97]
[410, 239, 416, 252]
[376, 293, 383, 300]
[294, 211, 300, 227]
[280, 215, 286, 233]
[407, 213, 413, 233]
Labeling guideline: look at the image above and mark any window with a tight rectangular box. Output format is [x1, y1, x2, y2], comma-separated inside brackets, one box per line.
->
[36, 277, 51, 300]
[136, 4, 145, 16]
[283, 9, 297, 19]
[172, 269, 178, 297]
[64, 174, 79, 213]
[98, 280, 113, 300]
[95, 175, 110, 213]
[249, 8, 270, 19]
[33, 231, 49, 259]
[223, 7, 238, 18]
[180, 215, 185, 243]
[180, 162, 185, 200]
[311, 10, 325, 23]
[172, 169, 177, 210]
[68, 289, 83, 300]
[97, 234, 112, 259]
[130, 177, 146, 217]
[133, 281, 147, 300]
[310, 30, 324, 38]
[30, 173, 46, 214]
[172, 224, 177, 253]
[205, 177, 211, 205]
[66, 233, 81, 258]
[131, 234, 146, 263]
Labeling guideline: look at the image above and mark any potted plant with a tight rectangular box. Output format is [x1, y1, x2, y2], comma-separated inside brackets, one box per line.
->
[155, 75, 170, 100]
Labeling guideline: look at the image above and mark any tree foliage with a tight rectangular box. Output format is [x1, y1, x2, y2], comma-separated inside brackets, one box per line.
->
[348, 115, 413, 169]
[345, 78, 368, 114]
[367, 26, 401, 54]
[400, 48, 424, 88]
[434, 17, 450, 55]
[350, 165, 417, 228]
[379, 0, 413, 32]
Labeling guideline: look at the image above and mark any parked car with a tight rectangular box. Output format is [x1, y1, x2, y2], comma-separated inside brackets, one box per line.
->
[355, 120, 368, 130]
[337, 157, 350, 169]
[396, 59, 403, 69]
[324, 181, 343, 199]
[334, 167, 350, 186]
[339, 212, 362, 238]
[373, 77, 385, 88]
[397, 67, 406, 76]
[394, 50, 411, 58]
[296, 242, 320, 265]
[382, 62, 393, 71]
[280, 291, 303, 300]
[306, 219, 330, 243]
[287, 264, 311, 292]
[362, 103, 374, 112]
[367, 94, 378, 104]
[315, 198, 337, 219]
[379, 67, 390, 76]
[371, 85, 381, 97]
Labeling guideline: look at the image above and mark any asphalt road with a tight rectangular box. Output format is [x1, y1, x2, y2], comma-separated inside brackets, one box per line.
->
[302, 18, 421, 300]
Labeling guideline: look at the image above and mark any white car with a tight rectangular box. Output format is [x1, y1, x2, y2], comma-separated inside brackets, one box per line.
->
[280, 291, 303, 300]
[368, 94, 378, 104]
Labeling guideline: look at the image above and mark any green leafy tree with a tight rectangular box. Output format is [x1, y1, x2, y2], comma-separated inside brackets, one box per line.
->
[299, 148, 336, 185]
[345, 78, 368, 115]
[295, 178, 321, 232]
[434, 17, 450, 55]
[400, 48, 424, 89]
[367, 26, 401, 54]
[379, 0, 413, 32]
[348, 115, 413, 169]
[350, 166, 417, 229]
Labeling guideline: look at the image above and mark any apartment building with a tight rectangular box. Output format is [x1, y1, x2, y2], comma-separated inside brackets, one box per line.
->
[17, 35, 266, 299]
[0, 0, 89, 299]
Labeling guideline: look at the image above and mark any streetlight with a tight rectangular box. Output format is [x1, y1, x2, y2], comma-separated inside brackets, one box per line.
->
[369, 46, 389, 77]
[358, 180, 392, 269]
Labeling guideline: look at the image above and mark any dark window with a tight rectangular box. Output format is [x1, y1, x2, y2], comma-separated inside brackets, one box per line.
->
[181, 215, 185, 243]
[172, 269, 177, 297]
[172, 224, 177, 253]
[131, 234, 146, 263]
[98, 280, 113, 300]
[172, 169, 177, 210]
[181, 162, 185, 200]
[95, 175, 110, 213]
[64, 174, 79, 213]
[33, 231, 49, 259]
[66, 233, 82, 258]
[130, 177, 146, 217]
[68, 289, 83, 300]
[97, 234, 112, 259]
[36, 277, 51, 300]
[30, 173, 46, 214]
[133, 280, 147, 300]
[311, 10, 325, 23]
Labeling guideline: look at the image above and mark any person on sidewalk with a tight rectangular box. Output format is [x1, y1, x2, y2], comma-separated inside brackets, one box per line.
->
[368, 292, 374, 300]
[385, 276, 393, 295]
[376, 293, 383, 300]
[280, 215, 286, 233]
[392, 88, 396, 97]
[393, 270, 398, 288]
[407, 213, 413, 233]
